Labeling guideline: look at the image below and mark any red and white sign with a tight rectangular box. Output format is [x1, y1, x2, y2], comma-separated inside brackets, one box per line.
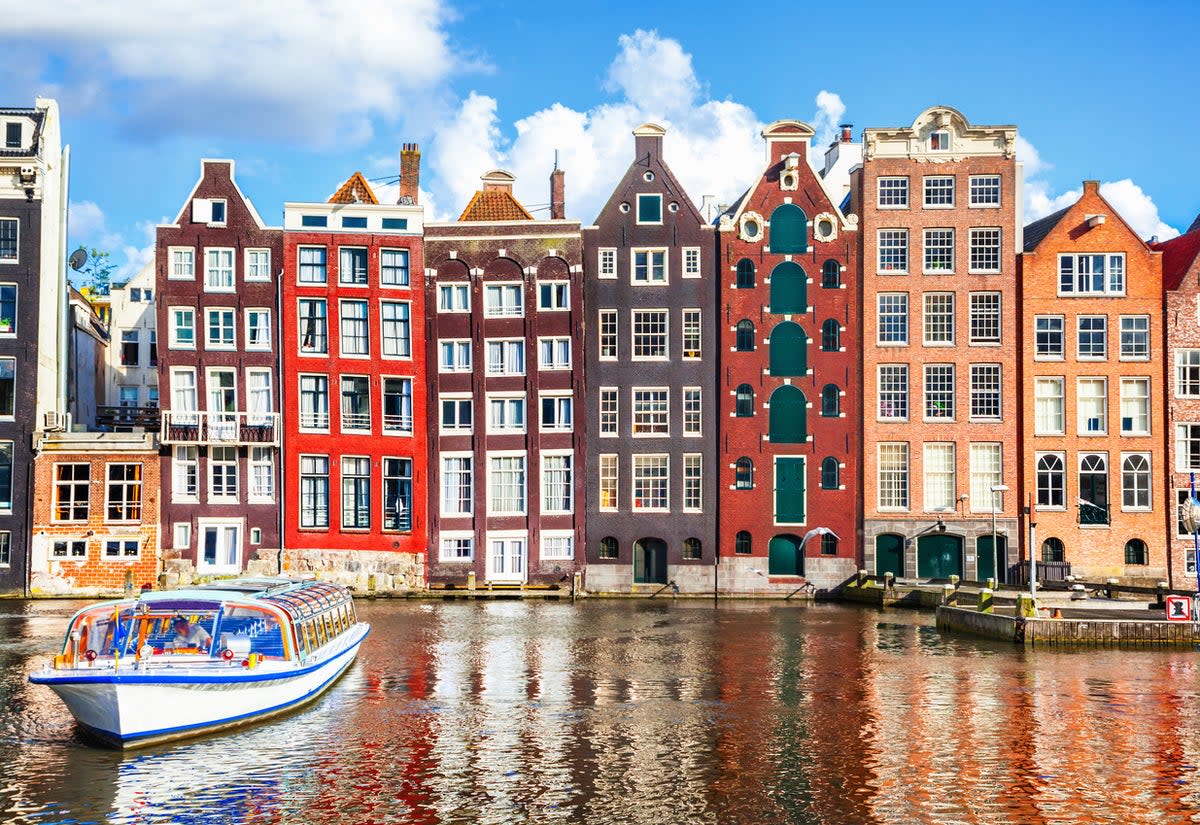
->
[1165, 595, 1193, 622]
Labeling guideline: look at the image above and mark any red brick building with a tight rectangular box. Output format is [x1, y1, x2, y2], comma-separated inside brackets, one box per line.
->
[717, 120, 859, 592]
[280, 162, 427, 587]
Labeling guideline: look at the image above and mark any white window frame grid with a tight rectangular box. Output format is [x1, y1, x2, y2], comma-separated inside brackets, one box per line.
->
[1119, 315, 1150, 360]
[538, 336, 571, 371]
[540, 452, 574, 515]
[297, 245, 328, 285]
[1058, 253, 1126, 296]
[487, 452, 528, 516]
[244, 248, 271, 282]
[1177, 350, 1200, 397]
[440, 454, 473, 517]
[203, 247, 235, 292]
[539, 392, 572, 433]
[249, 446, 275, 502]
[632, 454, 670, 512]
[339, 299, 370, 358]
[537, 281, 569, 311]
[297, 374, 330, 431]
[923, 175, 955, 208]
[923, 292, 955, 346]
[923, 442, 956, 513]
[631, 387, 669, 437]
[630, 248, 668, 285]
[682, 247, 701, 278]
[440, 393, 474, 435]
[598, 248, 617, 280]
[1077, 377, 1108, 435]
[923, 364, 955, 421]
[1176, 423, 1200, 472]
[484, 283, 524, 318]
[1035, 315, 1065, 360]
[877, 177, 909, 208]
[877, 293, 909, 345]
[437, 283, 470, 313]
[969, 364, 1002, 421]
[169, 306, 196, 349]
[968, 443, 1003, 514]
[599, 388, 618, 437]
[923, 228, 955, 274]
[968, 228, 1002, 274]
[486, 392, 526, 434]
[877, 443, 909, 511]
[878, 364, 909, 421]
[380, 248, 410, 287]
[173, 445, 198, 503]
[969, 292, 1001, 345]
[439, 339, 472, 373]
[1036, 452, 1067, 510]
[878, 229, 909, 273]
[169, 246, 195, 280]
[205, 308, 236, 351]
[1119, 377, 1151, 436]
[540, 531, 575, 561]
[380, 300, 412, 359]
[1077, 315, 1107, 361]
[207, 446, 239, 503]
[244, 308, 272, 352]
[969, 175, 1002, 207]
[1121, 452, 1152, 511]
[683, 453, 702, 512]
[1034, 376, 1065, 436]
[682, 308, 701, 360]
[599, 309, 618, 361]
[683, 387, 702, 436]
[485, 338, 525, 376]
[439, 532, 474, 562]
[631, 309, 669, 360]
[599, 454, 618, 512]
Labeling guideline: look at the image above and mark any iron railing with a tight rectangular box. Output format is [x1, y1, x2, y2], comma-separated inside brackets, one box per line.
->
[160, 411, 280, 446]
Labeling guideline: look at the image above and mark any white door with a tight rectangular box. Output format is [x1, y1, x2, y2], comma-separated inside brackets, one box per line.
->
[200, 524, 241, 574]
[487, 538, 526, 583]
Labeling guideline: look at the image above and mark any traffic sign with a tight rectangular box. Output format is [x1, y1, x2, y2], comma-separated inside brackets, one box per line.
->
[1165, 595, 1193, 622]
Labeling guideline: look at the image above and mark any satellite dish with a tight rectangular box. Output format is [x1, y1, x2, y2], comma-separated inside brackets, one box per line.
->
[68, 248, 88, 271]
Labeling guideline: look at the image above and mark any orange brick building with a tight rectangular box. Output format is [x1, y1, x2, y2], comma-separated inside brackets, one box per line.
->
[1020, 181, 1167, 582]
[29, 431, 160, 596]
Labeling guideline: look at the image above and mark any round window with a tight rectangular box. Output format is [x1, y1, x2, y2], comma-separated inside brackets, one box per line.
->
[668, 202, 679, 212]
[643, 171, 655, 182]
[744, 220, 759, 239]
[619, 202, 631, 213]
[818, 218, 834, 237]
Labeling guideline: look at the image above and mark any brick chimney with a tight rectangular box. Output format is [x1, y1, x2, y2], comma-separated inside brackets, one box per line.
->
[633, 122, 666, 162]
[550, 167, 565, 219]
[840, 124, 853, 143]
[398, 143, 420, 204]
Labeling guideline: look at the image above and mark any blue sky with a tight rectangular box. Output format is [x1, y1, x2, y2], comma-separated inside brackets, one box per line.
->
[3, 0, 1197, 282]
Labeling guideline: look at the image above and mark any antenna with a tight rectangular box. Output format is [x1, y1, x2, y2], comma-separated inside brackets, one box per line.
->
[553, 149, 559, 171]
[68, 247, 87, 271]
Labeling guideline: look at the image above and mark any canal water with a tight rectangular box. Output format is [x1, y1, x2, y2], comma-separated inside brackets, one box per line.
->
[1, 599, 1199, 824]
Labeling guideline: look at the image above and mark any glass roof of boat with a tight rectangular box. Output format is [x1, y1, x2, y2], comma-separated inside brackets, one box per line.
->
[262, 582, 348, 618]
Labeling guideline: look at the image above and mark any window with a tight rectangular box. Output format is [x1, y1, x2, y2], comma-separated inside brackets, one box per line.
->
[735, 531, 752, 555]
[637, 194, 662, 224]
[340, 376, 370, 431]
[1034, 377, 1065, 435]
[341, 457, 370, 529]
[878, 365, 908, 420]
[598, 248, 616, 279]
[300, 456, 330, 528]
[439, 340, 471, 373]
[441, 456, 472, 516]
[735, 384, 754, 417]
[339, 300, 369, 356]
[381, 302, 411, 357]
[1042, 537, 1065, 563]
[1059, 254, 1125, 295]
[736, 320, 756, 352]
[149, 331, 157, 367]
[208, 200, 227, 224]
[437, 283, 469, 312]
[632, 310, 668, 359]
[380, 249, 410, 286]
[632, 455, 669, 511]
[683, 388, 702, 436]
[206, 308, 235, 349]
[878, 230, 908, 272]
[174, 446, 198, 501]
[1079, 454, 1109, 521]
[250, 447, 274, 501]
[440, 395, 472, 433]
[820, 457, 840, 490]
[246, 369, 273, 426]
[877, 177, 909, 207]
[54, 464, 90, 521]
[1120, 316, 1150, 360]
[1036, 453, 1065, 508]
[1078, 316, 1107, 360]
[923, 293, 954, 345]
[821, 259, 841, 288]
[337, 247, 368, 286]
[924, 443, 956, 512]
[538, 337, 571, 370]
[929, 130, 950, 151]
[169, 247, 195, 280]
[736, 259, 755, 289]
[105, 540, 140, 559]
[969, 293, 1001, 344]
[542, 533, 574, 560]
[632, 249, 667, 284]
[299, 375, 329, 430]
[632, 389, 669, 436]
[1035, 316, 1064, 359]
[1178, 350, 1200, 398]
[381, 218, 407, 230]
[821, 319, 840, 352]
[599, 388, 618, 435]
[821, 384, 840, 417]
[923, 229, 954, 273]
[1078, 378, 1107, 434]
[485, 284, 523, 317]
[821, 534, 838, 556]
[440, 535, 473, 561]
[51, 540, 87, 559]
[877, 293, 908, 344]
[245, 249, 271, 281]
[209, 447, 238, 500]
[1120, 377, 1150, 435]
[969, 364, 1001, 420]
[683, 538, 702, 560]
[542, 454, 573, 513]
[489, 455, 526, 515]
[683, 454, 702, 511]
[924, 364, 955, 420]
[969, 443, 1002, 514]
[538, 281, 569, 310]
[486, 339, 524, 375]
[3, 123, 18, 149]
[1125, 539, 1148, 566]
[0, 442, 9, 512]
[204, 248, 235, 291]
[969, 175, 1001, 206]
[121, 331, 140, 366]
[1177, 424, 1200, 471]
[382, 378, 413, 433]
[598, 310, 618, 360]
[924, 176, 955, 207]
[735, 457, 754, 490]
[682, 309, 701, 359]
[106, 463, 143, 521]
[382, 458, 413, 531]
[245, 309, 271, 351]
[540, 394, 572, 432]
[298, 247, 327, 284]
[298, 299, 327, 354]
[0, 285, 14, 335]
[683, 248, 701, 278]
[599, 455, 618, 511]
[1122, 454, 1151, 510]
[969, 229, 1002, 273]
[171, 369, 198, 421]
[878, 443, 909, 510]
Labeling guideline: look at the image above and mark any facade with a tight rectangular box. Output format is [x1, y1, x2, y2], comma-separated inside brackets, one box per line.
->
[155, 160, 283, 582]
[104, 261, 159, 412]
[717, 120, 860, 592]
[0, 99, 69, 594]
[582, 124, 718, 593]
[29, 431, 160, 596]
[66, 286, 108, 431]
[854, 107, 1021, 582]
[424, 168, 584, 587]
[1020, 181, 1167, 582]
[280, 165, 427, 587]
[1154, 218, 1200, 587]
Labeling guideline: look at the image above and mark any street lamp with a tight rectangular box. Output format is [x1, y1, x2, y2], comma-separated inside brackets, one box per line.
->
[990, 484, 1009, 584]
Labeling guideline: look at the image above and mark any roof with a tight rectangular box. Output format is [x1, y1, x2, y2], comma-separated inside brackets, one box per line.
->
[1022, 207, 1071, 252]
[457, 189, 534, 222]
[1189, 213, 1200, 235]
[328, 171, 378, 205]
[1154, 228, 1200, 290]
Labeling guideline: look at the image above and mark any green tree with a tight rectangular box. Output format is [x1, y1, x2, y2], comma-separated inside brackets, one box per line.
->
[73, 246, 116, 297]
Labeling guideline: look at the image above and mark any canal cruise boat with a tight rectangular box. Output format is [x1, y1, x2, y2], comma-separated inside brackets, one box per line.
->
[29, 577, 369, 748]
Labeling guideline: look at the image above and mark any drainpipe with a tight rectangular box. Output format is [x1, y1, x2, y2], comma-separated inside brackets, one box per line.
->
[57, 145, 70, 421]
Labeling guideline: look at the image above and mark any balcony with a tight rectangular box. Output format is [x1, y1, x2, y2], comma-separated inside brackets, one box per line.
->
[382, 412, 413, 434]
[96, 405, 161, 431]
[161, 411, 280, 447]
[1078, 501, 1110, 526]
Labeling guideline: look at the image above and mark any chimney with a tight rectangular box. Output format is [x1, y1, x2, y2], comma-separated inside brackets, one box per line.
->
[633, 122, 666, 162]
[840, 124, 853, 143]
[481, 170, 515, 192]
[550, 167, 565, 220]
[398, 143, 420, 205]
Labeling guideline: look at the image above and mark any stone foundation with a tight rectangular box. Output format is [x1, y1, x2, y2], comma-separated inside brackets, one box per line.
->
[585, 555, 856, 596]
[279, 549, 424, 594]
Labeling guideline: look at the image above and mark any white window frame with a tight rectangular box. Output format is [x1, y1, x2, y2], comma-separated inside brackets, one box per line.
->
[440, 453, 473, 517]
[487, 451, 528, 516]
[203, 247, 235, 292]
[1119, 377, 1151, 436]
[682, 387, 702, 437]
[630, 248, 668, 285]
[437, 283, 470, 313]
[168, 246, 195, 280]
[631, 454, 670, 512]
[599, 387, 618, 437]
[599, 454, 618, 512]
[440, 393, 473, 435]
[486, 392, 526, 434]
[631, 309, 669, 360]
[877, 443, 910, 511]
[923, 175, 955, 208]
[877, 229, 909, 273]
[598, 309, 618, 361]
[244, 248, 271, 282]
[169, 306, 196, 349]
[439, 339, 472, 373]
[539, 392, 573, 433]
[682, 247, 701, 278]
[1077, 377, 1108, 436]
[631, 387, 669, 437]
[537, 336, 571, 371]
[439, 531, 474, 562]
[877, 177, 909, 208]
[968, 228, 1002, 274]
[485, 338, 525, 376]
[923, 442, 956, 513]
[205, 307, 236, 351]
[244, 308, 272, 352]
[968, 443, 1003, 514]
[537, 281, 569, 311]
[969, 175, 1002, 207]
[597, 248, 617, 280]
[484, 282, 524, 318]
[1033, 376, 1065, 436]
[540, 530, 575, 560]
[540, 451, 574, 515]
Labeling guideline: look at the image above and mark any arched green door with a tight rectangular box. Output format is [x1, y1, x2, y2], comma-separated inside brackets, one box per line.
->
[917, 534, 963, 579]
[876, 533, 905, 577]
[769, 204, 808, 253]
[769, 386, 807, 444]
[976, 535, 1007, 583]
[769, 261, 808, 313]
[769, 322, 807, 376]
[768, 534, 804, 576]
[634, 537, 668, 584]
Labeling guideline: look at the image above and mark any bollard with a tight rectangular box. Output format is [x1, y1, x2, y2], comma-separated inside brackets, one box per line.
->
[124, 568, 134, 597]
[949, 574, 960, 589]
[979, 588, 994, 614]
[1155, 581, 1168, 610]
[986, 577, 996, 591]
[467, 571, 476, 591]
[857, 569, 869, 588]
[1016, 594, 1038, 618]
[572, 571, 581, 600]
[1106, 577, 1120, 600]
[367, 573, 376, 592]
[1070, 584, 1087, 601]
[943, 583, 957, 606]
[883, 572, 895, 591]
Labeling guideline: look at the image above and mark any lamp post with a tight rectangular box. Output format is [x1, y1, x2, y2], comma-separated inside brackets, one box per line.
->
[990, 484, 1009, 584]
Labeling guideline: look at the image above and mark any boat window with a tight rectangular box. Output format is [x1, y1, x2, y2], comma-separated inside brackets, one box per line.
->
[323, 612, 335, 641]
[315, 618, 328, 647]
[217, 606, 289, 660]
[302, 621, 314, 654]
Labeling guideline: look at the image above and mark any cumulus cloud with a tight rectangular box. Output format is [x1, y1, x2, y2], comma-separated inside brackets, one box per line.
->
[66, 201, 157, 286]
[603, 30, 700, 117]
[811, 91, 846, 151]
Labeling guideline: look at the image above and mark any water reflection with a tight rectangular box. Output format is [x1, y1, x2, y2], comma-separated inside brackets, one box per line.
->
[2, 600, 1200, 823]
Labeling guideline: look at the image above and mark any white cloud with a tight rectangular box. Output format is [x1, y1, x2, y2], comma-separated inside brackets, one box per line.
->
[1015, 135, 1047, 178]
[811, 91, 846, 151]
[603, 30, 700, 117]
[1097, 179, 1179, 242]
[68, 201, 107, 243]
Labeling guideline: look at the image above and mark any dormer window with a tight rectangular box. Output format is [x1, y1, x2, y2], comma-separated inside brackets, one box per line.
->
[209, 200, 227, 224]
[636, 194, 662, 224]
[192, 198, 227, 226]
[930, 130, 951, 151]
[4, 123, 20, 149]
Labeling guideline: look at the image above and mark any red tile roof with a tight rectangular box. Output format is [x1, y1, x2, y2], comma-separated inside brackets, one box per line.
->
[457, 189, 534, 222]
[328, 171, 378, 205]
[1154, 228, 1200, 291]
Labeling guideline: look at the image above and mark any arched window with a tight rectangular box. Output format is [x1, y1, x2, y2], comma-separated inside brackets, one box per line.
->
[822, 259, 841, 288]
[1079, 454, 1109, 524]
[735, 457, 754, 489]
[1041, 537, 1064, 563]
[1124, 538, 1148, 565]
[735, 531, 752, 555]
[769, 321, 808, 376]
[1122, 454, 1151, 509]
[683, 537, 702, 560]
[768, 385, 807, 444]
[769, 204, 808, 254]
[821, 384, 840, 417]
[821, 319, 840, 352]
[599, 536, 618, 559]
[736, 258, 755, 289]
[769, 261, 807, 314]
[1036, 454, 1065, 508]
[736, 320, 756, 352]
[821, 533, 838, 555]
[820, 457, 840, 489]
[735, 384, 755, 417]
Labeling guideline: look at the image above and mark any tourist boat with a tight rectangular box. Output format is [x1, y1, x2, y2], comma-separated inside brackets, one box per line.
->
[29, 577, 369, 748]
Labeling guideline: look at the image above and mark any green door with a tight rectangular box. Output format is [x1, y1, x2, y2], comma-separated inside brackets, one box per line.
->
[633, 538, 667, 584]
[769, 386, 807, 444]
[769, 322, 808, 376]
[775, 457, 806, 523]
[768, 534, 804, 576]
[876, 533, 904, 577]
[769, 204, 808, 254]
[769, 261, 808, 313]
[917, 534, 963, 579]
[976, 535, 1007, 583]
